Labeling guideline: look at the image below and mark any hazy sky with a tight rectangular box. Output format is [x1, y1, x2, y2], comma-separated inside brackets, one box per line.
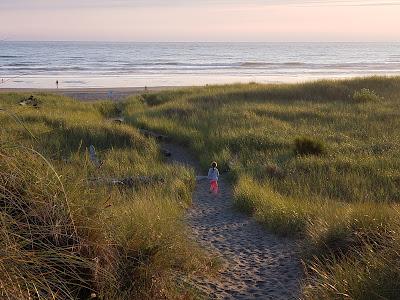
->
[0, 0, 399, 41]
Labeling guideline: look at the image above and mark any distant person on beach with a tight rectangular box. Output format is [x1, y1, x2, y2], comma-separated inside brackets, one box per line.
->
[56, 80, 59, 89]
[208, 161, 220, 194]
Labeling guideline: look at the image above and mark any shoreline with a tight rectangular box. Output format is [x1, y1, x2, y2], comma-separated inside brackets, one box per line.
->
[1, 74, 399, 101]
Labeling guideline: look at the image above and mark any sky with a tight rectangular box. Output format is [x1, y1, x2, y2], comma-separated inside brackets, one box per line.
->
[0, 0, 399, 42]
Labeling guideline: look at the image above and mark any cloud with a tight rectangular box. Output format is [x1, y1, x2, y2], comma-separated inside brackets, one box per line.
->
[296, 0, 400, 6]
[1, 0, 399, 41]
[1, 0, 400, 10]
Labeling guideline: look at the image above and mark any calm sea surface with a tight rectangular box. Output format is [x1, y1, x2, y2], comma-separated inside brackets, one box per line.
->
[1, 42, 400, 88]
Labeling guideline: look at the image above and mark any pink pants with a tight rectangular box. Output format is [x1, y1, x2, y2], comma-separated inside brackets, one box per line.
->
[210, 180, 219, 194]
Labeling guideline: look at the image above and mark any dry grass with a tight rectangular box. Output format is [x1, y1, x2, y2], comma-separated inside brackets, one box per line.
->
[125, 76, 400, 299]
[0, 93, 211, 299]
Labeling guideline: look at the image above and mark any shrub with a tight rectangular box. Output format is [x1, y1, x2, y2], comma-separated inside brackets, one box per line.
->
[352, 88, 382, 103]
[294, 137, 326, 156]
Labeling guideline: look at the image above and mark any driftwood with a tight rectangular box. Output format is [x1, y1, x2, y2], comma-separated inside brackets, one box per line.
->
[88, 144, 164, 188]
[139, 129, 170, 141]
[19, 95, 39, 107]
[110, 117, 124, 124]
[89, 175, 165, 188]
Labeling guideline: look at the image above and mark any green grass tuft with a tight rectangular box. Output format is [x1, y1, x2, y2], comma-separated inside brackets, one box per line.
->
[294, 137, 326, 156]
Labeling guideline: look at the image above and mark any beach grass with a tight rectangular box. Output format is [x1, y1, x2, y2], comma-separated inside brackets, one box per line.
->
[124, 76, 400, 299]
[0, 93, 211, 299]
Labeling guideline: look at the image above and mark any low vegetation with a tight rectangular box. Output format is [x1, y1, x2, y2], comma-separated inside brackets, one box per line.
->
[0, 94, 211, 299]
[2, 76, 399, 299]
[352, 88, 383, 103]
[125, 76, 400, 299]
[293, 137, 326, 156]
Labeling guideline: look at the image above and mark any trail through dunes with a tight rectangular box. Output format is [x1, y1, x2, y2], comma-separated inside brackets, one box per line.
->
[163, 143, 303, 300]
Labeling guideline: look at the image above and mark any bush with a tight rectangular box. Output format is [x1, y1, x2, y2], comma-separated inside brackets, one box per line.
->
[294, 137, 326, 156]
[352, 88, 382, 103]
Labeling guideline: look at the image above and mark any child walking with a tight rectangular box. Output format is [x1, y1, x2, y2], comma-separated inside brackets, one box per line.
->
[208, 161, 220, 194]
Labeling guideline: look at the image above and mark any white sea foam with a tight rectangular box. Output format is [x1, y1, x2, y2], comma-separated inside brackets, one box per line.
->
[1, 42, 399, 88]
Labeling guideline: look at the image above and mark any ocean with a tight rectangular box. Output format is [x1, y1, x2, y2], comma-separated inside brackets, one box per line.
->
[1, 41, 400, 89]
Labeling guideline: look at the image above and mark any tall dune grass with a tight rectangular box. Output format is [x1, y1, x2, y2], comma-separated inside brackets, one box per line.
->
[125, 76, 400, 299]
[0, 93, 210, 299]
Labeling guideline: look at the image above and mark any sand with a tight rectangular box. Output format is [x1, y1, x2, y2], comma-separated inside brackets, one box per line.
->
[0, 86, 183, 101]
[164, 143, 302, 300]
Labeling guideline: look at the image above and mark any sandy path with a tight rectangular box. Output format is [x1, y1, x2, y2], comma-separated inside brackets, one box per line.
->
[164, 143, 302, 300]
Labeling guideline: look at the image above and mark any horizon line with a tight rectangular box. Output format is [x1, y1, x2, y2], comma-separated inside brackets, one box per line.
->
[2, 39, 400, 43]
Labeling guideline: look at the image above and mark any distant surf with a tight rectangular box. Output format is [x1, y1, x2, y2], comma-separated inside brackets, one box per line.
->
[1, 41, 400, 88]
